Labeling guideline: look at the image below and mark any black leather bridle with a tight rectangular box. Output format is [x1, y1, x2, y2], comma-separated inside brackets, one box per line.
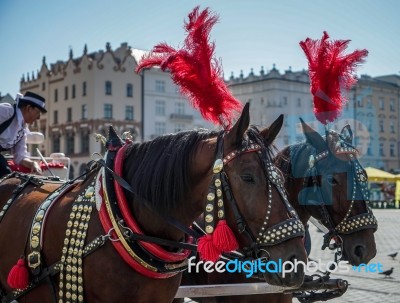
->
[203, 129, 305, 261]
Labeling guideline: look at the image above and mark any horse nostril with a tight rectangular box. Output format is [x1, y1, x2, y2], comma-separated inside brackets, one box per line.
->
[355, 245, 365, 259]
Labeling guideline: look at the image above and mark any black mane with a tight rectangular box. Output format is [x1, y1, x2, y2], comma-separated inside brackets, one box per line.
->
[275, 142, 311, 179]
[123, 129, 219, 215]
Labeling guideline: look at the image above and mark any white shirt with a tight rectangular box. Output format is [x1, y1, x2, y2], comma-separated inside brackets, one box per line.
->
[0, 103, 29, 164]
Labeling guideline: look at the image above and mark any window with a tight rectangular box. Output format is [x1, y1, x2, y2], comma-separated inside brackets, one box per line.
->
[390, 143, 396, 157]
[367, 145, 372, 156]
[357, 97, 363, 107]
[54, 110, 58, 124]
[81, 132, 90, 153]
[42, 83, 45, 91]
[155, 100, 165, 116]
[66, 133, 75, 155]
[72, 84, 76, 99]
[367, 121, 372, 132]
[104, 103, 113, 119]
[67, 107, 72, 122]
[379, 143, 384, 157]
[297, 98, 301, 107]
[155, 122, 166, 135]
[379, 97, 384, 110]
[155, 80, 165, 92]
[175, 102, 185, 114]
[125, 105, 134, 120]
[64, 86, 68, 100]
[82, 104, 87, 120]
[105, 81, 112, 95]
[82, 81, 87, 96]
[390, 98, 395, 111]
[127, 84, 133, 97]
[283, 97, 287, 105]
[390, 120, 395, 133]
[54, 89, 58, 102]
[52, 136, 60, 153]
[379, 120, 384, 132]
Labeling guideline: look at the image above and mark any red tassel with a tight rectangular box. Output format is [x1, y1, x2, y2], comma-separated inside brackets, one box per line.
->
[213, 220, 239, 252]
[197, 234, 221, 262]
[7, 257, 30, 289]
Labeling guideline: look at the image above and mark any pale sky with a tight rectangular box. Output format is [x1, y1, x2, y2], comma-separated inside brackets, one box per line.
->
[1, 0, 399, 97]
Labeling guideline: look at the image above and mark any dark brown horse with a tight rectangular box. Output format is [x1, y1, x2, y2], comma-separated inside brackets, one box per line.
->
[177, 119, 377, 303]
[0, 104, 307, 303]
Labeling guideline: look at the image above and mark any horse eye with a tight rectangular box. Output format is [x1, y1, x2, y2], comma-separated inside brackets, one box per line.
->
[326, 175, 338, 185]
[240, 174, 255, 183]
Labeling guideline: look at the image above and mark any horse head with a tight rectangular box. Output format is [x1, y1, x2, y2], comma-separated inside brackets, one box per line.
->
[282, 119, 377, 266]
[189, 104, 307, 287]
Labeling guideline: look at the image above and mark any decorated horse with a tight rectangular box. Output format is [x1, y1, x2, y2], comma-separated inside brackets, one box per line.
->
[176, 122, 378, 303]
[0, 7, 308, 303]
[175, 32, 378, 303]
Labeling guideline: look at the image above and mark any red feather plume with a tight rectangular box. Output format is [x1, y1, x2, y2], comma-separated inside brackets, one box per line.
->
[299, 31, 368, 124]
[136, 6, 242, 129]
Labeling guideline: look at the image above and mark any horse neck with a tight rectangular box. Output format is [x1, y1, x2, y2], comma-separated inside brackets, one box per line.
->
[123, 137, 214, 242]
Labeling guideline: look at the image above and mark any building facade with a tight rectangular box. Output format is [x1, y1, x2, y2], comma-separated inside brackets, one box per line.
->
[227, 67, 400, 171]
[19, 42, 214, 178]
[353, 75, 400, 170]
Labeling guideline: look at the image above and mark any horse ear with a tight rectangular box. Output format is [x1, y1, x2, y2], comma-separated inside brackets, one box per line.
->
[340, 124, 353, 144]
[299, 118, 326, 152]
[260, 114, 284, 146]
[107, 126, 124, 149]
[225, 102, 250, 148]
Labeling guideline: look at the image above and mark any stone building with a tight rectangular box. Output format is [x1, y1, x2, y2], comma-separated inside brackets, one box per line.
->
[19, 42, 214, 178]
[227, 66, 400, 171]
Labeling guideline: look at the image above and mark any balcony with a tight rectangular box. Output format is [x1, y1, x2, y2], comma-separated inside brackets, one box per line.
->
[169, 113, 193, 122]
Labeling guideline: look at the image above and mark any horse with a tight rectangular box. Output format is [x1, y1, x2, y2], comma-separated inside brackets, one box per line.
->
[0, 103, 307, 303]
[176, 119, 377, 303]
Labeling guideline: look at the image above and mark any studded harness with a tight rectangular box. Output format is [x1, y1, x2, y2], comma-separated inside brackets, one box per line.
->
[202, 130, 305, 261]
[300, 135, 378, 260]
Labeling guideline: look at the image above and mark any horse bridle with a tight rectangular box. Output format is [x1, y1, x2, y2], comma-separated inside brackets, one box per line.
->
[302, 138, 377, 261]
[203, 130, 305, 260]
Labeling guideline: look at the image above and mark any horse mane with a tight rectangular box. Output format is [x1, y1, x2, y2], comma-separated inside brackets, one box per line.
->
[275, 142, 311, 179]
[123, 129, 219, 215]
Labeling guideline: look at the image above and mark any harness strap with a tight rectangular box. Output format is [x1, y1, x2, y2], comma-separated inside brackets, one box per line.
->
[1, 235, 107, 303]
[0, 173, 43, 224]
[95, 157, 201, 240]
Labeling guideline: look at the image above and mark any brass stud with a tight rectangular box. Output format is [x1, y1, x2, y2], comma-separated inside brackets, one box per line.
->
[205, 204, 213, 212]
[207, 193, 215, 201]
[213, 159, 224, 173]
[205, 214, 213, 223]
[206, 225, 214, 233]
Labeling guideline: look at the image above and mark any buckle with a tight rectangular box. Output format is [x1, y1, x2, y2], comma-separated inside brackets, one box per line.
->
[27, 251, 41, 269]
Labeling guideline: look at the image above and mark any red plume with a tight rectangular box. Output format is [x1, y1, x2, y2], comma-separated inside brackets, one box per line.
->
[136, 6, 242, 129]
[299, 31, 368, 124]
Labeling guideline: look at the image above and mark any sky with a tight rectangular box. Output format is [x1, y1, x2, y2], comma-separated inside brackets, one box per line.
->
[1, 0, 399, 97]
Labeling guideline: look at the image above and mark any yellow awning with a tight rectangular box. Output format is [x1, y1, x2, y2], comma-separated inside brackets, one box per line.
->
[365, 167, 396, 182]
